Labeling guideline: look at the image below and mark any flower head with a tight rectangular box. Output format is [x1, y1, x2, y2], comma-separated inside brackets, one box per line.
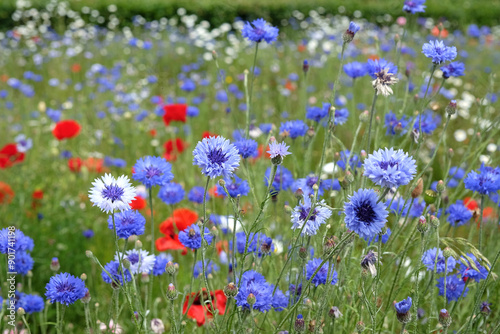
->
[234, 139, 259, 159]
[101, 260, 132, 285]
[458, 253, 489, 282]
[235, 270, 273, 312]
[403, 0, 426, 13]
[279, 120, 308, 139]
[15, 134, 32, 153]
[193, 260, 220, 278]
[178, 224, 213, 250]
[421, 248, 456, 273]
[372, 69, 399, 96]
[344, 61, 367, 79]
[441, 62, 465, 79]
[89, 174, 136, 213]
[363, 148, 417, 188]
[108, 210, 146, 239]
[305, 258, 338, 286]
[343, 22, 360, 43]
[216, 175, 249, 198]
[115, 249, 155, 275]
[267, 140, 291, 165]
[291, 197, 332, 236]
[187, 186, 209, 204]
[265, 165, 294, 194]
[0, 228, 34, 254]
[241, 18, 279, 44]
[445, 200, 472, 226]
[422, 40, 457, 64]
[52, 120, 81, 140]
[158, 182, 185, 205]
[17, 293, 44, 314]
[133, 156, 173, 188]
[464, 165, 500, 195]
[344, 188, 388, 239]
[193, 136, 240, 179]
[436, 275, 468, 302]
[306, 104, 329, 123]
[367, 58, 398, 79]
[394, 297, 412, 314]
[45, 272, 86, 305]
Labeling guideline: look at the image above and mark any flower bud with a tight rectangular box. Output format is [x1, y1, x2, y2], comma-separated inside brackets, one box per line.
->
[303, 60, 309, 74]
[141, 272, 150, 283]
[412, 178, 423, 198]
[430, 215, 440, 228]
[298, 247, 308, 260]
[424, 189, 437, 205]
[356, 321, 365, 333]
[80, 273, 87, 281]
[359, 110, 370, 122]
[247, 293, 256, 306]
[443, 247, 454, 258]
[323, 236, 337, 255]
[166, 283, 177, 300]
[438, 309, 452, 327]
[166, 261, 177, 275]
[85, 250, 93, 258]
[50, 257, 60, 271]
[122, 258, 131, 269]
[294, 188, 304, 200]
[218, 179, 225, 186]
[223, 282, 238, 298]
[394, 122, 403, 135]
[212, 50, 218, 60]
[151, 318, 165, 334]
[417, 216, 429, 234]
[436, 180, 445, 193]
[135, 240, 143, 249]
[346, 170, 354, 183]
[328, 306, 343, 319]
[445, 100, 457, 116]
[81, 289, 91, 304]
[17, 307, 25, 316]
[448, 148, 454, 158]
[294, 314, 305, 333]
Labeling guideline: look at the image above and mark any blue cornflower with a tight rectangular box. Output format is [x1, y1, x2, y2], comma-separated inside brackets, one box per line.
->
[367, 58, 398, 79]
[291, 197, 332, 236]
[230, 232, 274, 256]
[193, 260, 220, 278]
[265, 166, 294, 194]
[279, 120, 308, 139]
[343, 61, 367, 79]
[15, 134, 33, 153]
[45, 272, 86, 305]
[305, 258, 338, 287]
[441, 62, 465, 79]
[446, 200, 472, 226]
[241, 18, 279, 44]
[291, 174, 333, 197]
[344, 189, 388, 239]
[458, 253, 489, 282]
[89, 174, 136, 213]
[306, 103, 329, 123]
[363, 148, 417, 188]
[270, 285, 288, 311]
[181, 79, 196, 92]
[338, 150, 362, 171]
[151, 253, 173, 276]
[386, 197, 424, 218]
[436, 275, 468, 302]
[18, 294, 44, 314]
[464, 164, 500, 195]
[421, 248, 456, 273]
[187, 106, 199, 117]
[343, 21, 360, 43]
[0, 228, 34, 254]
[157, 182, 185, 205]
[101, 260, 132, 285]
[133, 156, 173, 188]
[403, 0, 426, 13]
[422, 40, 457, 64]
[187, 186, 209, 204]
[395, 297, 412, 313]
[217, 175, 250, 198]
[236, 270, 273, 312]
[335, 108, 350, 125]
[259, 123, 273, 133]
[234, 138, 259, 159]
[447, 167, 466, 188]
[267, 140, 291, 164]
[83, 229, 94, 238]
[467, 24, 481, 38]
[364, 228, 391, 245]
[15, 252, 34, 275]
[178, 224, 213, 250]
[108, 210, 146, 239]
[193, 136, 241, 179]
[413, 111, 441, 134]
[384, 111, 411, 136]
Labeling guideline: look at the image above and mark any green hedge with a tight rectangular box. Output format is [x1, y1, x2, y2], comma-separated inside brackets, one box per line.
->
[0, 0, 499, 31]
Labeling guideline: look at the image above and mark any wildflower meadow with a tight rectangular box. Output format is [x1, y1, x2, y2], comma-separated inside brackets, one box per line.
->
[1, 0, 500, 333]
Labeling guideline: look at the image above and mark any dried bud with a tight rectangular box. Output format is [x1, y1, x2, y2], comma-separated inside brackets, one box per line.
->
[223, 282, 238, 298]
[361, 250, 378, 277]
[166, 283, 177, 300]
[151, 318, 165, 334]
[410, 128, 420, 144]
[436, 180, 445, 193]
[417, 216, 429, 234]
[294, 314, 305, 333]
[323, 236, 337, 255]
[445, 100, 457, 116]
[412, 178, 424, 198]
[480, 302, 491, 316]
[438, 309, 452, 328]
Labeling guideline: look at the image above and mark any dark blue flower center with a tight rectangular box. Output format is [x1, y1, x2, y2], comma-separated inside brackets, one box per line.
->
[145, 166, 162, 179]
[299, 207, 317, 221]
[354, 200, 376, 225]
[379, 160, 399, 170]
[120, 216, 134, 226]
[102, 184, 124, 202]
[128, 253, 139, 264]
[208, 148, 228, 166]
[306, 176, 318, 188]
[56, 282, 75, 293]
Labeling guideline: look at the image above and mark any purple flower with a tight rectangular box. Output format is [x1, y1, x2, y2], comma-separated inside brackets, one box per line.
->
[133, 156, 174, 189]
[291, 197, 332, 236]
[363, 148, 417, 188]
[422, 40, 457, 64]
[108, 210, 146, 239]
[241, 18, 279, 44]
[267, 140, 291, 163]
[421, 248, 456, 273]
[403, 0, 426, 14]
[394, 297, 412, 314]
[178, 224, 213, 250]
[384, 111, 411, 136]
[193, 136, 241, 179]
[465, 164, 500, 195]
[216, 175, 250, 198]
[265, 166, 294, 194]
[45, 273, 86, 305]
[436, 275, 468, 302]
[458, 253, 489, 282]
[344, 189, 388, 239]
[187, 186, 209, 204]
[445, 200, 472, 226]
[234, 138, 259, 159]
[441, 62, 465, 79]
[305, 258, 338, 286]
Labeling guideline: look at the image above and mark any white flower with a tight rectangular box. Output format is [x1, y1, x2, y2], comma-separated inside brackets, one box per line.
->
[372, 69, 399, 96]
[89, 174, 136, 213]
[115, 249, 155, 275]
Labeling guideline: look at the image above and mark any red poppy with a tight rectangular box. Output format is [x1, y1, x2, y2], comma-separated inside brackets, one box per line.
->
[156, 208, 199, 251]
[130, 196, 147, 210]
[0, 182, 15, 204]
[149, 129, 157, 137]
[71, 63, 81, 73]
[32, 190, 44, 200]
[52, 120, 81, 140]
[202, 131, 217, 139]
[68, 157, 83, 172]
[0, 143, 25, 168]
[463, 197, 478, 211]
[208, 185, 223, 198]
[431, 26, 448, 38]
[183, 289, 226, 326]
[163, 104, 187, 126]
[164, 138, 188, 161]
[84, 157, 105, 173]
[216, 240, 228, 254]
[297, 44, 306, 52]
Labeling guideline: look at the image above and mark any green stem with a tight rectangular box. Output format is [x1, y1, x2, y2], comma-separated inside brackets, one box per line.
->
[245, 43, 259, 138]
[366, 90, 379, 153]
[478, 194, 484, 252]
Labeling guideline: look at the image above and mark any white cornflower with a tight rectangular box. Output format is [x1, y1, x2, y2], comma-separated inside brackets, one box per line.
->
[115, 249, 155, 275]
[372, 69, 399, 96]
[89, 174, 136, 213]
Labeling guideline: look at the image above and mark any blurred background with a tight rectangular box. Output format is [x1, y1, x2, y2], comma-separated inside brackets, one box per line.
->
[1, 0, 500, 31]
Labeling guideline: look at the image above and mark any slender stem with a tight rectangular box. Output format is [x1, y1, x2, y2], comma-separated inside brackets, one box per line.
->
[148, 187, 155, 318]
[170, 300, 178, 334]
[366, 91, 378, 153]
[184, 249, 199, 317]
[84, 303, 92, 334]
[478, 194, 484, 252]
[21, 314, 31, 334]
[245, 43, 259, 138]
